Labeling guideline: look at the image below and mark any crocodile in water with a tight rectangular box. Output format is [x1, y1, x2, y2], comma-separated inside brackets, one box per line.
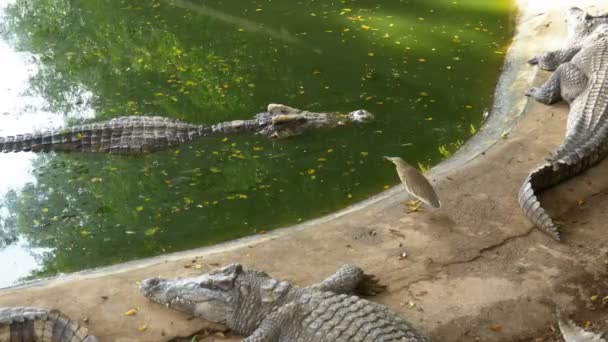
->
[0, 307, 97, 342]
[518, 7, 608, 240]
[140, 264, 429, 341]
[0, 104, 373, 155]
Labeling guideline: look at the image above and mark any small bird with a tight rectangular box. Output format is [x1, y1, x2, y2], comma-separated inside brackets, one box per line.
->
[384, 156, 441, 212]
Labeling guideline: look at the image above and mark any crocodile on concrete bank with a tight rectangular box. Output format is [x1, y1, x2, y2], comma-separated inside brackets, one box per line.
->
[140, 264, 430, 341]
[0, 104, 373, 154]
[0, 307, 97, 342]
[519, 7, 608, 240]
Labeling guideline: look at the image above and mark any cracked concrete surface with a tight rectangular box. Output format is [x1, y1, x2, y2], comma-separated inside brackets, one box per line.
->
[2, 1, 608, 341]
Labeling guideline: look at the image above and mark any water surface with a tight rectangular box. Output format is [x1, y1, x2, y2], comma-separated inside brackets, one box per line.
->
[0, 0, 515, 286]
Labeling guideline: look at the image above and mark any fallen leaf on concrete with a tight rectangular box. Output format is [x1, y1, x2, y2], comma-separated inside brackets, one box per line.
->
[490, 324, 503, 332]
[124, 308, 138, 316]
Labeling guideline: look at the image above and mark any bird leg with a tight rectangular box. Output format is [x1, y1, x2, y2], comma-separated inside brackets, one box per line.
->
[403, 199, 423, 213]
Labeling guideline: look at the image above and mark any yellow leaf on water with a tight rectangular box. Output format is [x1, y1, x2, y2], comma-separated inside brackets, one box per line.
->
[41, 208, 49, 213]
[124, 308, 138, 316]
[253, 146, 264, 151]
[307, 169, 316, 175]
[136, 206, 144, 212]
[222, 137, 229, 142]
[137, 323, 148, 332]
[361, 25, 371, 30]
[209, 167, 222, 173]
[144, 227, 160, 236]
[80, 230, 91, 236]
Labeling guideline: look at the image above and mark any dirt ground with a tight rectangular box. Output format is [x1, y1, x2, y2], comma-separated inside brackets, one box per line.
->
[2, 1, 608, 341]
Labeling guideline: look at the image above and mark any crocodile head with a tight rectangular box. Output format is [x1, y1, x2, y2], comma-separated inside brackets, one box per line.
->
[566, 7, 608, 40]
[140, 264, 243, 324]
[347, 109, 374, 123]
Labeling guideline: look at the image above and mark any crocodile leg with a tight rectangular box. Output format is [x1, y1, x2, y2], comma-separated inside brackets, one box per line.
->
[528, 46, 582, 71]
[241, 302, 298, 342]
[310, 265, 386, 296]
[526, 62, 588, 105]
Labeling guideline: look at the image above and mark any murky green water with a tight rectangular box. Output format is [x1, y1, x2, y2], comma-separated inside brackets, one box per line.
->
[0, 0, 514, 286]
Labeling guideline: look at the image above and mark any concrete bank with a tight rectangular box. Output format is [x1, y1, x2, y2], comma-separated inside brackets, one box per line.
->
[2, 1, 608, 341]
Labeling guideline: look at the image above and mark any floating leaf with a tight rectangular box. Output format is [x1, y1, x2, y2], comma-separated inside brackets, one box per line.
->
[144, 227, 160, 236]
[209, 167, 222, 173]
[470, 124, 478, 134]
[80, 230, 91, 236]
[307, 169, 316, 175]
[136, 206, 144, 212]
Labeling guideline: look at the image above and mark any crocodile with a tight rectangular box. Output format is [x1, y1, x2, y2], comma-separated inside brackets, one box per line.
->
[0, 307, 97, 341]
[518, 7, 608, 240]
[140, 264, 430, 341]
[0, 104, 373, 154]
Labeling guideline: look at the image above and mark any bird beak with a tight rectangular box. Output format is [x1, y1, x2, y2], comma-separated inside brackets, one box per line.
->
[383, 156, 392, 161]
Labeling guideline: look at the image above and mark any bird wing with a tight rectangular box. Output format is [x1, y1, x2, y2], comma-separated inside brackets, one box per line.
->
[401, 168, 441, 208]
[557, 311, 606, 342]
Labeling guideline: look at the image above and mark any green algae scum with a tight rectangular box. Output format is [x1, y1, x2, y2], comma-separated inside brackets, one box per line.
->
[0, 0, 515, 285]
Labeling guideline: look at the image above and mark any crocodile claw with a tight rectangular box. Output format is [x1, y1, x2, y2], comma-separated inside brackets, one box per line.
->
[355, 273, 387, 297]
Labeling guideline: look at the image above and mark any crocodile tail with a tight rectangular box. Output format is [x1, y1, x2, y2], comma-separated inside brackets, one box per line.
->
[0, 307, 98, 342]
[519, 125, 608, 240]
[1, 117, 208, 154]
[519, 164, 563, 240]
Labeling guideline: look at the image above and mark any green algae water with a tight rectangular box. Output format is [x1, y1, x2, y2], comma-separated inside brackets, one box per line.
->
[0, 0, 514, 286]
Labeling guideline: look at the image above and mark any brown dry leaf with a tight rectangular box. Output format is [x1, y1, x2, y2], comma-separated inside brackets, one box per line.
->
[489, 324, 503, 332]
